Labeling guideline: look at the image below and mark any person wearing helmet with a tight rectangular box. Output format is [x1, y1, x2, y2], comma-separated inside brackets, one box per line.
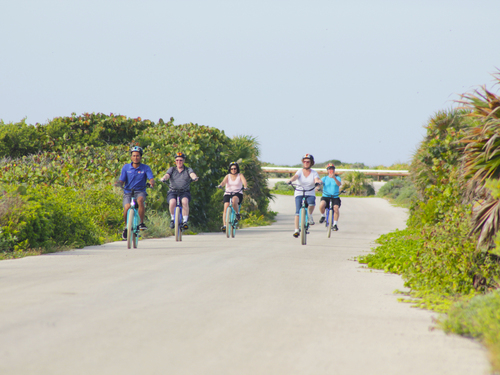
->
[217, 162, 248, 232]
[288, 153, 322, 238]
[160, 152, 198, 230]
[319, 163, 342, 231]
[117, 146, 154, 240]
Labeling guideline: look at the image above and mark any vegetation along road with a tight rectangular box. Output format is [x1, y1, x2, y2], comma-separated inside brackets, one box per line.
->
[0, 195, 488, 375]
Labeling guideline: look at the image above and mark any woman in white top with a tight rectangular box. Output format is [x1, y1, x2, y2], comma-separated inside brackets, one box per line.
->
[288, 153, 322, 238]
[218, 162, 248, 232]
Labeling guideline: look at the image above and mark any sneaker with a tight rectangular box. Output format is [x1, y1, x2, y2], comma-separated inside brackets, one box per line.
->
[319, 216, 325, 224]
[236, 213, 241, 221]
[221, 226, 226, 232]
[169, 220, 175, 229]
[293, 231, 299, 238]
[333, 224, 338, 231]
[122, 229, 127, 240]
[138, 223, 148, 231]
[308, 216, 315, 225]
[182, 221, 189, 230]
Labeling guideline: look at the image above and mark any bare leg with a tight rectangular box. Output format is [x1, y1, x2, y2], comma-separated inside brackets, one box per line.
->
[222, 202, 230, 225]
[137, 196, 145, 223]
[334, 205, 340, 222]
[182, 197, 189, 218]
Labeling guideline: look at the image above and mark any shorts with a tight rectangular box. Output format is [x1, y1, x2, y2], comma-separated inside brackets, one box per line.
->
[167, 190, 192, 203]
[321, 196, 341, 208]
[123, 191, 147, 207]
[295, 195, 316, 215]
[223, 193, 243, 204]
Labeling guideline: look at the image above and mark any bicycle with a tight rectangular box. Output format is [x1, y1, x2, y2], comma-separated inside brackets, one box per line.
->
[218, 186, 245, 238]
[323, 190, 345, 238]
[161, 180, 196, 242]
[119, 184, 150, 249]
[289, 182, 319, 245]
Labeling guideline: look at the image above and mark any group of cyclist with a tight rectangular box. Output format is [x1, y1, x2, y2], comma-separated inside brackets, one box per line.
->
[288, 153, 341, 238]
[117, 148, 341, 240]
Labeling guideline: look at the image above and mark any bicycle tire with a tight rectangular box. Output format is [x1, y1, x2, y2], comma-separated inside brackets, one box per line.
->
[327, 208, 334, 238]
[127, 209, 134, 249]
[133, 210, 139, 248]
[225, 206, 232, 239]
[300, 208, 307, 245]
[174, 206, 182, 242]
[231, 210, 236, 238]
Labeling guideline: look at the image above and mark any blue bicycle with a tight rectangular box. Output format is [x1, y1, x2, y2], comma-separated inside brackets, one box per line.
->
[289, 183, 318, 245]
[322, 190, 345, 238]
[161, 180, 196, 242]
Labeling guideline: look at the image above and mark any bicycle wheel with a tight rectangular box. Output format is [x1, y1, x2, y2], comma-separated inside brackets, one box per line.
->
[300, 208, 307, 245]
[225, 206, 232, 239]
[126, 209, 134, 249]
[327, 208, 334, 238]
[231, 210, 236, 238]
[174, 206, 182, 242]
[133, 210, 139, 248]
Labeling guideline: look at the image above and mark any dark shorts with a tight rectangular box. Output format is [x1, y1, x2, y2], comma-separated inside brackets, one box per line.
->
[223, 193, 243, 204]
[321, 196, 341, 208]
[167, 190, 191, 203]
[295, 195, 316, 215]
[123, 191, 147, 207]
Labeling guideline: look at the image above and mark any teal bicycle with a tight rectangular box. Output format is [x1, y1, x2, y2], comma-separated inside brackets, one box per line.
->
[289, 182, 318, 245]
[219, 186, 246, 238]
[120, 185, 150, 249]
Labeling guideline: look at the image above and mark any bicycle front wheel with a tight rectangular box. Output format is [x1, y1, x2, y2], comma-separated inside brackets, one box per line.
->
[225, 206, 232, 239]
[327, 209, 334, 238]
[300, 208, 307, 245]
[231, 210, 236, 238]
[174, 206, 182, 242]
[127, 209, 134, 249]
[133, 210, 139, 248]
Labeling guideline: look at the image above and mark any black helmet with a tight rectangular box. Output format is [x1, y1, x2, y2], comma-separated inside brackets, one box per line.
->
[130, 146, 143, 156]
[175, 152, 186, 160]
[228, 162, 240, 174]
[302, 153, 315, 166]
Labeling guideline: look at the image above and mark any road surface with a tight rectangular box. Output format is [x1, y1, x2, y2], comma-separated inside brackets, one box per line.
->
[0, 195, 489, 374]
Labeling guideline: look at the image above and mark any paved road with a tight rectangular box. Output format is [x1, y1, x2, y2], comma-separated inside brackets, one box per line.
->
[0, 196, 489, 375]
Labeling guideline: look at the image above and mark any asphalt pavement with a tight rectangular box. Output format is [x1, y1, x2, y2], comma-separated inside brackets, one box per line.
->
[0, 195, 489, 375]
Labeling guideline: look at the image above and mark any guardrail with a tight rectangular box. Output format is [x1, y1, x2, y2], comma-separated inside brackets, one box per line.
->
[262, 167, 409, 181]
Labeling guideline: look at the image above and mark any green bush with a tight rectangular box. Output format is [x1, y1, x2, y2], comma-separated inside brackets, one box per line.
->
[0, 184, 122, 252]
[377, 178, 417, 207]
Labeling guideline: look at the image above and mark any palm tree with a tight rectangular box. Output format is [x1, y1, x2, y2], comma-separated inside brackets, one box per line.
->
[341, 171, 375, 196]
[457, 71, 500, 247]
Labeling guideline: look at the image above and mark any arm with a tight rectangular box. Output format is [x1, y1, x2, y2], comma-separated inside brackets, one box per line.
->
[333, 175, 341, 186]
[240, 174, 248, 189]
[219, 175, 229, 187]
[288, 170, 300, 183]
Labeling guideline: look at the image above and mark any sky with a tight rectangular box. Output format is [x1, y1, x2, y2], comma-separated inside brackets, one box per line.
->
[1, 0, 499, 167]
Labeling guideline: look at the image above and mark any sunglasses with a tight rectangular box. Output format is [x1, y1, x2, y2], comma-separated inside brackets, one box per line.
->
[230, 167, 237, 170]
[175, 159, 184, 162]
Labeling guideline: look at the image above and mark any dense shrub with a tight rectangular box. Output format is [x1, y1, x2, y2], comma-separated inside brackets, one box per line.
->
[376, 178, 417, 206]
[0, 184, 122, 252]
[0, 113, 273, 251]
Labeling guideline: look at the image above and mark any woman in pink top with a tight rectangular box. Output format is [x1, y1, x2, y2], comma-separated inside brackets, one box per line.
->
[218, 162, 248, 232]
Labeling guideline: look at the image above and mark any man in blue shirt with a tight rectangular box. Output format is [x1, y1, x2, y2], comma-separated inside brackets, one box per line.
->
[118, 146, 154, 240]
[319, 163, 342, 231]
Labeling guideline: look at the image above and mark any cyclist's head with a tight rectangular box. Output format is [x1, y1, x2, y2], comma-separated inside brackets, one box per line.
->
[326, 163, 335, 171]
[228, 162, 240, 174]
[175, 152, 186, 163]
[130, 146, 143, 156]
[302, 153, 315, 167]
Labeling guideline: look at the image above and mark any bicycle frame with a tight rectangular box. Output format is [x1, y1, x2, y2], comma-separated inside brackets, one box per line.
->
[289, 183, 318, 245]
[223, 187, 245, 239]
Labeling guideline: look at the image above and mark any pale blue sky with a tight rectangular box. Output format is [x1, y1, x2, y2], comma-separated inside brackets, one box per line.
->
[1, 0, 499, 166]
